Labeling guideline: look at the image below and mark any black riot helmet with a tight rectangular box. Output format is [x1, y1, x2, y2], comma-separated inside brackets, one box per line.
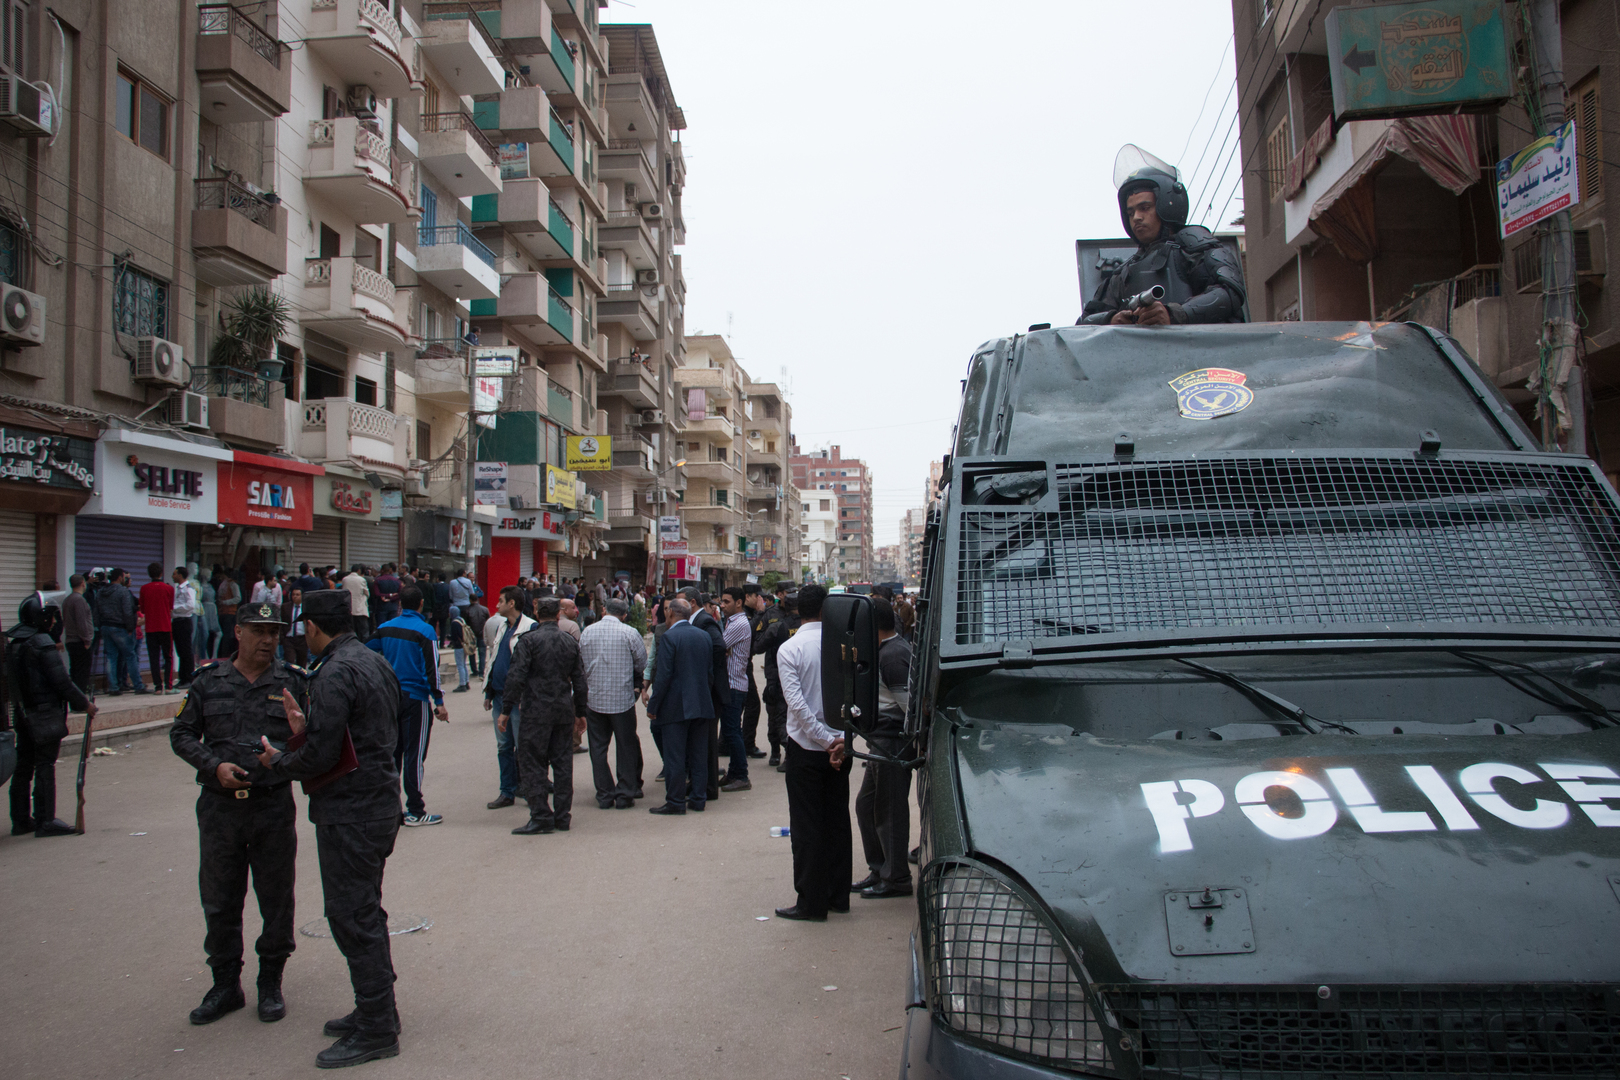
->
[1113, 144, 1189, 238]
[15, 590, 66, 640]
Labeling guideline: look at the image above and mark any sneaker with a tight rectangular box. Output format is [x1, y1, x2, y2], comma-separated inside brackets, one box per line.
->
[402, 813, 443, 827]
[720, 777, 752, 792]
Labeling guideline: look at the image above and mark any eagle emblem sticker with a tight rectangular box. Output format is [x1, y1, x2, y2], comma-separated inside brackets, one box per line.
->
[1170, 368, 1253, 420]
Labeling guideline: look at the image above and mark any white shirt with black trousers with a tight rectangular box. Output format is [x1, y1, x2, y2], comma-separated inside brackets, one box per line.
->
[775, 604, 853, 920]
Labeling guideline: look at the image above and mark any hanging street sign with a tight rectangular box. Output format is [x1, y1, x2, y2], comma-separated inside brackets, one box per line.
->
[1325, 1, 1511, 122]
[1495, 120, 1580, 238]
[566, 435, 612, 471]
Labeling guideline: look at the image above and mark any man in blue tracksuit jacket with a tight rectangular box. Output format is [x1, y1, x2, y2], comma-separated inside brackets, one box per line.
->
[368, 584, 449, 825]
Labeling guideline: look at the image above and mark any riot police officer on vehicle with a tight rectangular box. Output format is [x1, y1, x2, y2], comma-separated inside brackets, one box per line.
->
[6, 591, 96, 837]
[256, 589, 405, 1070]
[1081, 145, 1248, 327]
[169, 601, 309, 1025]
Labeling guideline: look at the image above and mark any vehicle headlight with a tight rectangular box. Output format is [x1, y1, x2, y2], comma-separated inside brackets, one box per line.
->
[920, 858, 1114, 1072]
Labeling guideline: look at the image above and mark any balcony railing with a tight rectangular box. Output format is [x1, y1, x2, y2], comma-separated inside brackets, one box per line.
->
[308, 119, 417, 205]
[550, 28, 577, 88]
[198, 4, 280, 66]
[417, 222, 496, 268]
[311, 0, 404, 48]
[305, 257, 396, 305]
[192, 364, 275, 406]
[421, 110, 499, 162]
[194, 177, 276, 228]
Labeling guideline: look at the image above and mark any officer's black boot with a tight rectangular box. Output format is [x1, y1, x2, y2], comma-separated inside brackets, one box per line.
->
[316, 1006, 400, 1069]
[323, 1006, 402, 1037]
[189, 964, 246, 1024]
[256, 959, 287, 1022]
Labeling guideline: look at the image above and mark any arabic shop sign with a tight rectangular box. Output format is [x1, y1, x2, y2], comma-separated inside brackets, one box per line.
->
[0, 427, 94, 489]
[1325, 1, 1511, 122]
[1496, 120, 1580, 238]
[329, 480, 373, 515]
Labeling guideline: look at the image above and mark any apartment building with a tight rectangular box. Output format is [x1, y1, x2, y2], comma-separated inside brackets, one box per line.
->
[789, 443, 873, 582]
[871, 544, 900, 583]
[741, 377, 798, 581]
[1232, 0, 1615, 472]
[799, 492, 838, 584]
[899, 506, 926, 585]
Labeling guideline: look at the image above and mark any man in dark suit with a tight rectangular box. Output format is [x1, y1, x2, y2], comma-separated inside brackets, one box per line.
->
[680, 588, 728, 802]
[644, 598, 713, 815]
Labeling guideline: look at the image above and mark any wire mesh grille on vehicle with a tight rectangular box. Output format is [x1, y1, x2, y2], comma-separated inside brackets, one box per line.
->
[955, 455, 1620, 646]
[920, 862, 1112, 1070]
[1100, 984, 1620, 1078]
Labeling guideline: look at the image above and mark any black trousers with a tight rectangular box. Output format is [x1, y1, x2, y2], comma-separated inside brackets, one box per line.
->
[353, 615, 371, 644]
[764, 678, 788, 752]
[856, 758, 913, 886]
[147, 630, 173, 690]
[785, 739, 853, 917]
[394, 698, 433, 818]
[655, 717, 710, 809]
[517, 720, 575, 826]
[586, 706, 642, 804]
[281, 634, 309, 667]
[66, 642, 93, 695]
[8, 733, 62, 828]
[196, 785, 297, 975]
[218, 614, 237, 657]
[172, 617, 196, 684]
[316, 817, 399, 1034]
[707, 713, 721, 800]
[742, 668, 761, 749]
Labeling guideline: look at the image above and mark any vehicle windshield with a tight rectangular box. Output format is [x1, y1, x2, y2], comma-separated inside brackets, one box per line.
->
[939, 650, 1620, 743]
[978, 322, 1530, 460]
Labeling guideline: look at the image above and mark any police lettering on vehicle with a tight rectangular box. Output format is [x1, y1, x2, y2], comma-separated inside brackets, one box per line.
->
[1141, 761, 1620, 852]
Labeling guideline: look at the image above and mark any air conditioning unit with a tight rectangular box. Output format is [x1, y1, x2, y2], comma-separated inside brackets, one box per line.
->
[638, 409, 665, 425]
[346, 85, 379, 119]
[0, 284, 45, 345]
[0, 74, 52, 137]
[639, 203, 664, 220]
[166, 390, 210, 430]
[403, 476, 428, 497]
[135, 337, 187, 386]
[635, 268, 660, 286]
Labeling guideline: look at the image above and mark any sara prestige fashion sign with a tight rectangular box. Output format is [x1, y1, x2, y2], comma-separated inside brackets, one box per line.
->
[0, 427, 94, 489]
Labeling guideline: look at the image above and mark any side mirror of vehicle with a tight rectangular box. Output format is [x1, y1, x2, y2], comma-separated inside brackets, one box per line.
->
[821, 593, 879, 737]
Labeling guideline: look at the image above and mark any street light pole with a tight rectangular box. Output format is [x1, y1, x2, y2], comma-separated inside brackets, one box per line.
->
[463, 333, 479, 576]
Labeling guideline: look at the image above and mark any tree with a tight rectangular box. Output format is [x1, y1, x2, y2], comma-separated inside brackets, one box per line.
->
[211, 287, 290, 375]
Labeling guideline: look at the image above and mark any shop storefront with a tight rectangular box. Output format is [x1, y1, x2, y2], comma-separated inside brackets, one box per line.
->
[0, 414, 96, 611]
[404, 508, 488, 575]
[314, 470, 394, 571]
[489, 509, 566, 591]
[212, 451, 321, 578]
[80, 429, 230, 577]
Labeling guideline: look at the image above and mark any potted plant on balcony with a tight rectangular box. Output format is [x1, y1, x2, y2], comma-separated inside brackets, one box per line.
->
[212, 287, 291, 383]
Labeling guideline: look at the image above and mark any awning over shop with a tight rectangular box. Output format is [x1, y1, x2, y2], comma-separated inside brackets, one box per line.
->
[1309, 114, 1483, 264]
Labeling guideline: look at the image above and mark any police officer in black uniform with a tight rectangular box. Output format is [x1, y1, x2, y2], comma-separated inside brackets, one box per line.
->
[256, 589, 404, 1069]
[7, 591, 96, 837]
[1081, 144, 1248, 327]
[753, 591, 798, 770]
[169, 601, 308, 1025]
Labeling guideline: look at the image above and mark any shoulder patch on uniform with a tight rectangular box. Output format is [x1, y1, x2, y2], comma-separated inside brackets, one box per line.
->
[193, 660, 223, 676]
[281, 663, 310, 679]
[175, 692, 191, 718]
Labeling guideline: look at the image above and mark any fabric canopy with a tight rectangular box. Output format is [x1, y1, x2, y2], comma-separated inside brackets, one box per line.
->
[1308, 114, 1483, 264]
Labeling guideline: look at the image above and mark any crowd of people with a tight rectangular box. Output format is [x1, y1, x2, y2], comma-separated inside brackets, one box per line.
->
[5, 562, 919, 1068]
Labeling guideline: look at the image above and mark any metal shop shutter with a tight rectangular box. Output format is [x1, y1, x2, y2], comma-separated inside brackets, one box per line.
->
[75, 515, 163, 581]
[298, 516, 343, 570]
[518, 539, 534, 579]
[346, 519, 401, 569]
[0, 509, 36, 614]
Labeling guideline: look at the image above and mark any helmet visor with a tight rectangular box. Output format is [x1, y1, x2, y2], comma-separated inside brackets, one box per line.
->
[1113, 144, 1179, 189]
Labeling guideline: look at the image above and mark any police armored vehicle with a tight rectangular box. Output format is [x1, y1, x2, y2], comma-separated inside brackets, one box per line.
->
[825, 312, 1620, 1072]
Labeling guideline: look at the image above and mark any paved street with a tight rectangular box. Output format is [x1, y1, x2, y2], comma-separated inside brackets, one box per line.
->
[0, 680, 915, 1080]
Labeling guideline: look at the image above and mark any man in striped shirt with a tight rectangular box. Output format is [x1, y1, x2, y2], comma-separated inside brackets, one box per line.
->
[368, 585, 449, 826]
[579, 599, 647, 809]
[717, 587, 753, 791]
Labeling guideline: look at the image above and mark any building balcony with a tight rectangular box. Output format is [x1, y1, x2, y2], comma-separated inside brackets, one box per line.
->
[195, 4, 290, 122]
[191, 366, 285, 449]
[418, 11, 503, 96]
[746, 481, 781, 502]
[304, 117, 420, 225]
[599, 211, 656, 269]
[495, 272, 574, 346]
[304, 0, 419, 100]
[535, 109, 576, 178]
[683, 414, 735, 440]
[599, 140, 657, 192]
[298, 397, 411, 475]
[601, 358, 658, 409]
[598, 282, 658, 341]
[604, 75, 657, 140]
[412, 347, 468, 407]
[682, 503, 742, 526]
[535, 27, 578, 95]
[473, 86, 551, 145]
[684, 459, 737, 484]
[611, 443, 655, 477]
[416, 222, 500, 300]
[472, 181, 575, 262]
[748, 413, 784, 436]
[191, 178, 289, 287]
[418, 111, 501, 198]
[605, 510, 654, 546]
[301, 257, 417, 353]
[675, 366, 734, 399]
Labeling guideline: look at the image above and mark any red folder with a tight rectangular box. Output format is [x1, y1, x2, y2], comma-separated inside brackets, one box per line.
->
[285, 729, 358, 793]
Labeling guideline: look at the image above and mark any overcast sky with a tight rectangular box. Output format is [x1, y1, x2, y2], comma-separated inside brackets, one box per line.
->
[604, 0, 1241, 545]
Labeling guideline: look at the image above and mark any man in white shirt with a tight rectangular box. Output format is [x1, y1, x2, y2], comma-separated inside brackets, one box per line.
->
[171, 565, 201, 686]
[579, 598, 647, 809]
[716, 587, 753, 791]
[341, 567, 371, 641]
[481, 586, 536, 809]
[772, 584, 850, 922]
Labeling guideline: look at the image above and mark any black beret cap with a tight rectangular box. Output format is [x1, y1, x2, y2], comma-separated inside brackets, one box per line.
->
[237, 601, 286, 626]
[302, 589, 351, 621]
